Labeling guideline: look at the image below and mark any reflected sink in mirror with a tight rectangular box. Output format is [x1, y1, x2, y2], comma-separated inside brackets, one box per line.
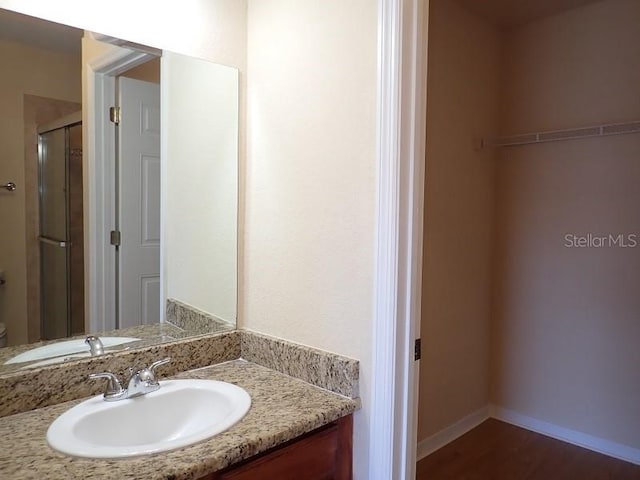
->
[47, 379, 251, 458]
[5, 337, 140, 366]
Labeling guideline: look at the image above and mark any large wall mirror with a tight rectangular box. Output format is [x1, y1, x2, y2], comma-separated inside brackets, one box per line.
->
[0, 8, 238, 372]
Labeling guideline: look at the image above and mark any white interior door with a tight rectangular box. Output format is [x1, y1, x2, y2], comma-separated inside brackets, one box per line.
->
[118, 76, 161, 328]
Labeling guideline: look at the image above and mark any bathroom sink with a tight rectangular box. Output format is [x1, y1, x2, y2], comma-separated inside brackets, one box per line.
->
[47, 379, 251, 458]
[5, 337, 140, 365]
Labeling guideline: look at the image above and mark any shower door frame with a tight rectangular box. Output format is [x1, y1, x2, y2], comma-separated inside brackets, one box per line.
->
[37, 113, 82, 340]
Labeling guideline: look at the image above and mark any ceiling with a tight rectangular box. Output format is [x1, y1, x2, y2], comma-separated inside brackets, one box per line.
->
[0, 8, 82, 54]
[455, 0, 603, 29]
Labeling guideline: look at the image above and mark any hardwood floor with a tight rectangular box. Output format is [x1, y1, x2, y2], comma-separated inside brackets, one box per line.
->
[417, 419, 640, 480]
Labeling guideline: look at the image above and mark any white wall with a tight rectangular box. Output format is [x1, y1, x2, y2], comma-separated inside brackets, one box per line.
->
[244, 1, 377, 477]
[163, 52, 238, 323]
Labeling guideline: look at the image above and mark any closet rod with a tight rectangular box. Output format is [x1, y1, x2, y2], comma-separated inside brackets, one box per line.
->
[483, 119, 640, 148]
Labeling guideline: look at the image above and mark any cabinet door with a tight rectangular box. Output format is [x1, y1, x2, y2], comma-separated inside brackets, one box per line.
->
[206, 415, 352, 480]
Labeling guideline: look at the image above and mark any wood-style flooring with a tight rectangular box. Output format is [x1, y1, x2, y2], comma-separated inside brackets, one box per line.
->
[417, 419, 640, 480]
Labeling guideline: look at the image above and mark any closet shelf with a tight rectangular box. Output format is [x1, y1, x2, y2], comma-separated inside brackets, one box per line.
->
[482, 119, 640, 148]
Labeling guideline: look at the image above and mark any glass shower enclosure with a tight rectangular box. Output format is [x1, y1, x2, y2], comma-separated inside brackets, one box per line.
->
[38, 114, 84, 340]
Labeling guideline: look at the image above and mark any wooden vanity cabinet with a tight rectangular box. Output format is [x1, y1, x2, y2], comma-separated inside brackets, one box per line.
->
[202, 414, 353, 480]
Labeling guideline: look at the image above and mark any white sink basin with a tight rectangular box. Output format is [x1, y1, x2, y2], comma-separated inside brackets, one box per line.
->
[47, 379, 251, 458]
[5, 337, 140, 365]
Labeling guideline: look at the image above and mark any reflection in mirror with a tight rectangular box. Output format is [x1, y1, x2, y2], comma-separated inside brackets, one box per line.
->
[0, 9, 238, 372]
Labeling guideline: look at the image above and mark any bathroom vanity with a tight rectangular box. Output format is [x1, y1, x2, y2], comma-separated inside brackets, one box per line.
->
[0, 331, 359, 479]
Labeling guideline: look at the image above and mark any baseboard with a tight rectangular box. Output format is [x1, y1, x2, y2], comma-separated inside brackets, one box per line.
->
[416, 406, 490, 461]
[490, 405, 640, 466]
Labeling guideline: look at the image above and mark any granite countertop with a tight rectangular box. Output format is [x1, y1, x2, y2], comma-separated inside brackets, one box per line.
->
[0, 359, 359, 479]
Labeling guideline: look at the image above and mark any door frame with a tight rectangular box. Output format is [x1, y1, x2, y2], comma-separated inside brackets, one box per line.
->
[370, 0, 427, 478]
[82, 37, 157, 333]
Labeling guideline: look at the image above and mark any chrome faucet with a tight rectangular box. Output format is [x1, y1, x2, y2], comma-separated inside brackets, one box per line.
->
[85, 335, 104, 356]
[89, 358, 171, 401]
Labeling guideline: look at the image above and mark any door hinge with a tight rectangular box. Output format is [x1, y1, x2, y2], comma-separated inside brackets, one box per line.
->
[109, 106, 121, 125]
[414, 338, 421, 361]
[110, 230, 121, 247]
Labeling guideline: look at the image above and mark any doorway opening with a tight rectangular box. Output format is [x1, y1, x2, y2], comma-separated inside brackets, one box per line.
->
[83, 36, 160, 334]
[417, 0, 640, 475]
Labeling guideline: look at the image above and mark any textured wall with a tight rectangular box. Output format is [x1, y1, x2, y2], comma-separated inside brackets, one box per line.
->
[243, 1, 377, 477]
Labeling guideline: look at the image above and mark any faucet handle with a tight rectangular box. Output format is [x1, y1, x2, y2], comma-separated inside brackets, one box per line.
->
[142, 357, 171, 383]
[89, 372, 125, 400]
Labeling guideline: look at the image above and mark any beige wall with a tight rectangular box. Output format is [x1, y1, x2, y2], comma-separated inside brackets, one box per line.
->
[492, 0, 640, 448]
[121, 58, 160, 84]
[418, 0, 501, 440]
[0, 38, 81, 345]
[244, 1, 377, 477]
